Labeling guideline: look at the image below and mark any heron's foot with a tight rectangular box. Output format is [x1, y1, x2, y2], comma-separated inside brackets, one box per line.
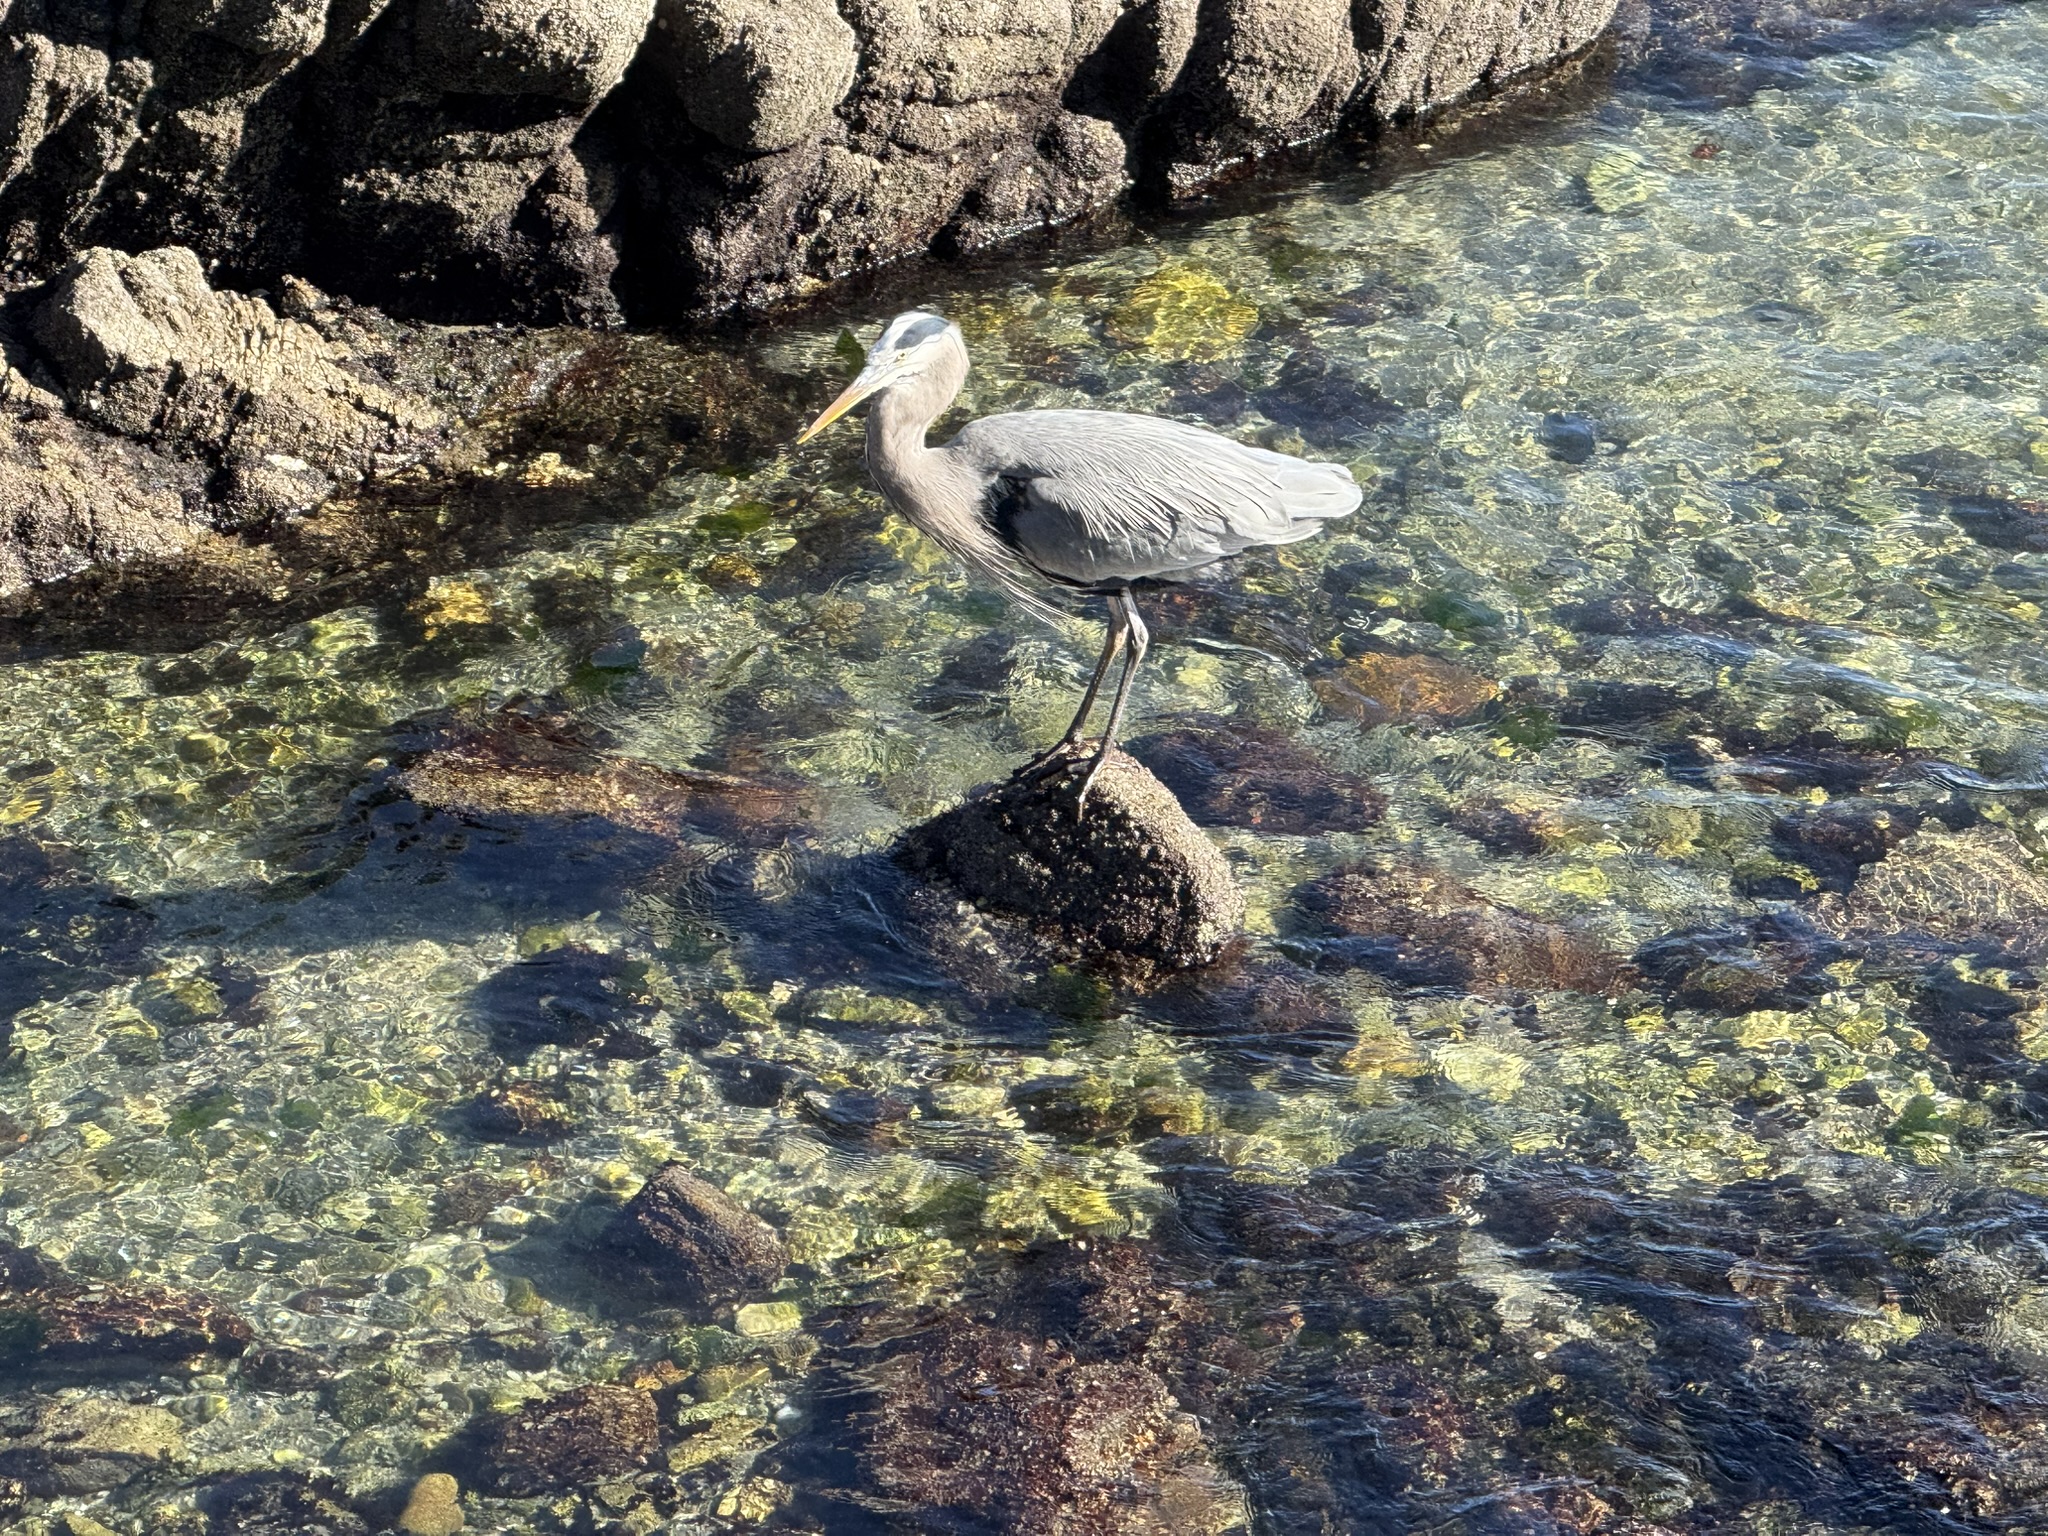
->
[1072, 747, 1112, 818]
[1017, 737, 1085, 780]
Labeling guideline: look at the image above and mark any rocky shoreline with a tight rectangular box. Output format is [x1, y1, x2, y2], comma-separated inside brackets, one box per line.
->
[0, 0, 1620, 601]
[0, 0, 1617, 330]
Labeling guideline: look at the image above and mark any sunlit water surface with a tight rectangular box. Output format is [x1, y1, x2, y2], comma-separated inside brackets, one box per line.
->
[5, 5, 2048, 1532]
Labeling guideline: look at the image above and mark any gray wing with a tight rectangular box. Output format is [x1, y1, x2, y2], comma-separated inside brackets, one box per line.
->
[947, 410, 1362, 586]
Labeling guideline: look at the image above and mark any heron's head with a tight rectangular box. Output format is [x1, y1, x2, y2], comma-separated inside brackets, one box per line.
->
[797, 310, 964, 443]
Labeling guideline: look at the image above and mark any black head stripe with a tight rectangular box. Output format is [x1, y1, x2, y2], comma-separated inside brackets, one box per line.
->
[886, 313, 950, 349]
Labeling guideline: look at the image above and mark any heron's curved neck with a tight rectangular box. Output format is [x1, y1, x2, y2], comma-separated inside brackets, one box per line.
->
[863, 346, 971, 520]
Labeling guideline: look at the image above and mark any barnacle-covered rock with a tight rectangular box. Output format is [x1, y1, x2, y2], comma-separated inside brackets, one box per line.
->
[897, 745, 1244, 973]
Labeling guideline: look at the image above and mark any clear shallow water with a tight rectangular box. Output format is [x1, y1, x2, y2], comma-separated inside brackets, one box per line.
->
[6, 5, 2048, 1532]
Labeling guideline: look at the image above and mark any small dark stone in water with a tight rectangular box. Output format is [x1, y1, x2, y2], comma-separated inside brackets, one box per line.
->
[1254, 348, 1400, 446]
[914, 631, 1017, 717]
[1636, 912, 1848, 1011]
[1991, 561, 2048, 595]
[239, 1344, 329, 1393]
[473, 1326, 559, 1372]
[1446, 798, 1558, 857]
[599, 1161, 788, 1310]
[703, 1053, 804, 1108]
[801, 1086, 919, 1138]
[467, 1384, 660, 1497]
[1894, 445, 2003, 496]
[1769, 803, 1921, 893]
[1538, 411, 1600, 464]
[896, 745, 1243, 974]
[1166, 363, 1250, 426]
[1010, 1075, 1135, 1139]
[432, 1172, 520, 1230]
[1942, 494, 2048, 554]
[587, 628, 647, 671]
[1128, 724, 1385, 835]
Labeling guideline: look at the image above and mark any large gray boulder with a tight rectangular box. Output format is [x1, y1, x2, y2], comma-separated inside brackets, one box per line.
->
[30, 246, 443, 522]
[0, 0, 1618, 327]
[0, 245, 457, 594]
[647, 0, 860, 153]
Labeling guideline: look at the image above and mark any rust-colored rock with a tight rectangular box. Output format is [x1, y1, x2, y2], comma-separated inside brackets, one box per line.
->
[0, 1243, 250, 1374]
[1314, 652, 1500, 726]
[859, 1241, 1244, 1535]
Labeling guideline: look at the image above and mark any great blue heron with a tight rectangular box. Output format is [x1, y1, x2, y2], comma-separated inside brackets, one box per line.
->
[798, 310, 1362, 809]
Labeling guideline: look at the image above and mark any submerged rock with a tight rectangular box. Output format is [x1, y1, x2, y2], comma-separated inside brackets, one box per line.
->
[1129, 723, 1386, 835]
[469, 1384, 660, 1496]
[854, 1241, 1245, 1535]
[1814, 824, 2048, 959]
[0, 1242, 251, 1374]
[196, 1470, 372, 1535]
[0, 1395, 185, 1495]
[599, 1162, 789, 1310]
[398, 706, 814, 846]
[897, 746, 1245, 973]
[467, 944, 663, 1061]
[1297, 860, 1632, 996]
[1313, 651, 1500, 727]
[397, 1471, 465, 1535]
[468, 1080, 579, 1142]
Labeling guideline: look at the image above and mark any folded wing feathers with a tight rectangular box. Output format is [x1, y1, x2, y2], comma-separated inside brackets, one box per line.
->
[958, 410, 1362, 564]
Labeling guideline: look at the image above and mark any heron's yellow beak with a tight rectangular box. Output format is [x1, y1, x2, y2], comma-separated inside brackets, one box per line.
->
[796, 364, 892, 444]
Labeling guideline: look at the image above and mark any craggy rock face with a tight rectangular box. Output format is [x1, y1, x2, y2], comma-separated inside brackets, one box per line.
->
[0, 245, 451, 594]
[0, 0, 1618, 326]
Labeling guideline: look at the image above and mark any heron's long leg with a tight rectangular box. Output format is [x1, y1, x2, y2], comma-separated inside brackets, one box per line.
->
[1023, 596, 1126, 774]
[1059, 598, 1128, 745]
[1076, 589, 1149, 814]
